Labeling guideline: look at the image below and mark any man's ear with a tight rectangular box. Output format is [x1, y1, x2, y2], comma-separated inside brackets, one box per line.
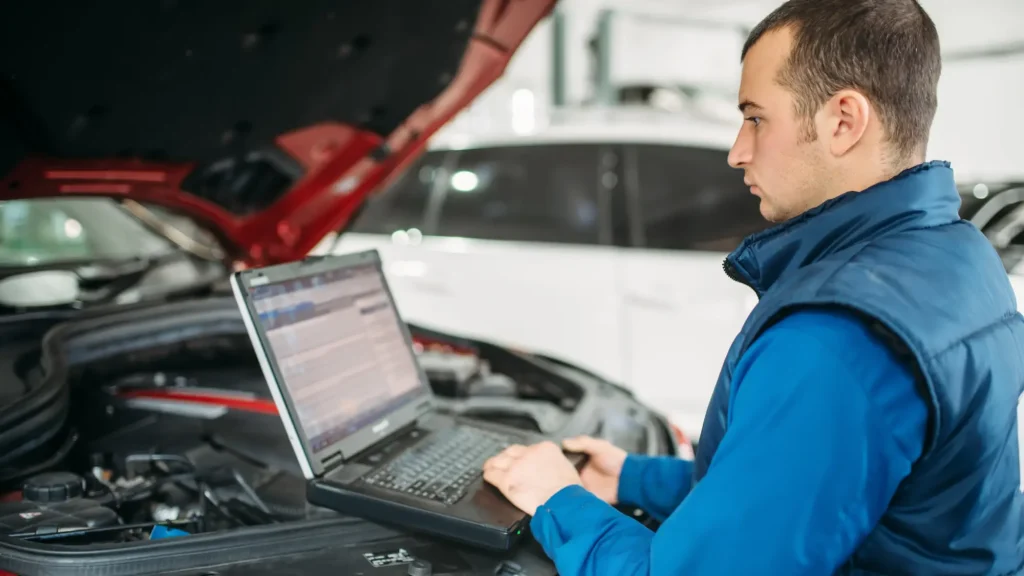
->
[821, 89, 871, 157]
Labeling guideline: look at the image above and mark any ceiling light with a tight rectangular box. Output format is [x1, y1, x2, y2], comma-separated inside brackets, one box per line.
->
[511, 88, 536, 134]
[64, 218, 83, 239]
[450, 170, 479, 192]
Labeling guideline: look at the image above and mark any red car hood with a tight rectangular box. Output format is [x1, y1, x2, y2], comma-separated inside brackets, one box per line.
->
[0, 0, 553, 266]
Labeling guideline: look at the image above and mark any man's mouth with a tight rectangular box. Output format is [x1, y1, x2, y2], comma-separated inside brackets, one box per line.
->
[743, 175, 761, 196]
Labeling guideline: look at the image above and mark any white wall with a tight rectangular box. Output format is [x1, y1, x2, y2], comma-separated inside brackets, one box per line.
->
[929, 54, 1024, 182]
[456, 0, 1024, 181]
[686, 0, 1024, 182]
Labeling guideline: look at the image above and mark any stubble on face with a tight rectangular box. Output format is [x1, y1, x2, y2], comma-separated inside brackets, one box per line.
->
[763, 137, 830, 223]
[734, 27, 833, 224]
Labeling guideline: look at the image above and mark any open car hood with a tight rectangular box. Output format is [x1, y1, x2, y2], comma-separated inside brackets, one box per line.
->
[0, 0, 553, 266]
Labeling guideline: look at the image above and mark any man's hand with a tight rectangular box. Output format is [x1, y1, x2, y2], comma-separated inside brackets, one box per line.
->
[483, 441, 583, 516]
[561, 436, 628, 505]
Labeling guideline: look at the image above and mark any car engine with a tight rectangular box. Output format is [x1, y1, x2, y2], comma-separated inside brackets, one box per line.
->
[0, 297, 669, 548]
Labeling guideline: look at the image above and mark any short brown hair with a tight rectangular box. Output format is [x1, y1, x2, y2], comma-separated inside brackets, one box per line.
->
[742, 0, 941, 164]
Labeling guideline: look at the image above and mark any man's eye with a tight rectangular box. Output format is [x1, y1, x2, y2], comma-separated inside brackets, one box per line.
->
[746, 117, 761, 126]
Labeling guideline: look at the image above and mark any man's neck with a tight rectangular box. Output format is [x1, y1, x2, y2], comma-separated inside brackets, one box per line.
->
[835, 155, 924, 197]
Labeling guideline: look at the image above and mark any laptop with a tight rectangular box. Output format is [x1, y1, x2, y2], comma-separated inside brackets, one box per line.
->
[230, 249, 582, 550]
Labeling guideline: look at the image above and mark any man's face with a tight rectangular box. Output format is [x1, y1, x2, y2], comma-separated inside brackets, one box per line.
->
[728, 27, 830, 223]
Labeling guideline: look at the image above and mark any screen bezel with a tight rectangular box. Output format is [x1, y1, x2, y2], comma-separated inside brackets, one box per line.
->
[231, 249, 434, 478]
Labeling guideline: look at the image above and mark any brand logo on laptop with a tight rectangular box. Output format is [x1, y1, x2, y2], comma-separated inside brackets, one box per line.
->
[372, 419, 390, 435]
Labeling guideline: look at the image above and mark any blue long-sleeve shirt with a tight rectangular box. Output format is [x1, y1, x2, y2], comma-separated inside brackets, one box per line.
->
[529, 308, 928, 575]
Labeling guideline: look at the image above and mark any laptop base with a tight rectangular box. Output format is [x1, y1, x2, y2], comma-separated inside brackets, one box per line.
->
[307, 478, 529, 551]
[306, 414, 537, 551]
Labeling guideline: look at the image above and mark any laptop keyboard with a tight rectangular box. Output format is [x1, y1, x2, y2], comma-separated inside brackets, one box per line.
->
[361, 426, 515, 506]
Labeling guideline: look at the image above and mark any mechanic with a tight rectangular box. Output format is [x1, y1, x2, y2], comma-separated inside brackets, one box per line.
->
[481, 0, 1024, 574]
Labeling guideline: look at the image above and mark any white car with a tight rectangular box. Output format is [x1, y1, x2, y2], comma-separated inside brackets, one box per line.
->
[330, 107, 770, 438]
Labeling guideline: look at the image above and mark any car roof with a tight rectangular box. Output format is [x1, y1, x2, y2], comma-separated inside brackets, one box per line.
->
[428, 105, 1024, 188]
[428, 104, 741, 152]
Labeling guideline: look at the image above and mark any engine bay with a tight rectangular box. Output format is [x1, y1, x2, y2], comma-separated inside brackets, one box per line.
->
[0, 297, 669, 555]
[4, 360, 338, 546]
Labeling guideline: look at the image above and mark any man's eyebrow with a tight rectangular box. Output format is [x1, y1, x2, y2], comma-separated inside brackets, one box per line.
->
[738, 100, 763, 113]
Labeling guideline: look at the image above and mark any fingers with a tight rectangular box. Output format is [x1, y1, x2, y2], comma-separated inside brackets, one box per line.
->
[483, 453, 511, 473]
[482, 463, 506, 488]
[562, 435, 603, 454]
[504, 444, 528, 458]
[483, 444, 530, 489]
[483, 444, 528, 473]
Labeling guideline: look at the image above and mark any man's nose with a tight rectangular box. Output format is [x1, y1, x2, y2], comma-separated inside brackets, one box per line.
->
[728, 128, 752, 168]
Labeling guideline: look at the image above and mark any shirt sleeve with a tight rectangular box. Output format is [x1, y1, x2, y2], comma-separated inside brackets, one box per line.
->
[615, 455, 694, 522]
[528, 308, 928, 576]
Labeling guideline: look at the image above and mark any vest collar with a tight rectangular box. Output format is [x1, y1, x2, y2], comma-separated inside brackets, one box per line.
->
[724, 160, 962, 295]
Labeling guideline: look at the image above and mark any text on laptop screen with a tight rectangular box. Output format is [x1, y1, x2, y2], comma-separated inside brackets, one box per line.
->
[247, 262, 426, 456]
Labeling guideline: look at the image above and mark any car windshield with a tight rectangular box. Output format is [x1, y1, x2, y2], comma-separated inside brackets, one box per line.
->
[0, 198, 177, 266]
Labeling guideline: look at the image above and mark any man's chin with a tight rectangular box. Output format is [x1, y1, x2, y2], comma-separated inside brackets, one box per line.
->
[759, 201, 783, 223]
[760, 199, 801, 224]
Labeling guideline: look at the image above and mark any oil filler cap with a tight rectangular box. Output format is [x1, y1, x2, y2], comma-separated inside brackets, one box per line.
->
[23, 472, 85, 503]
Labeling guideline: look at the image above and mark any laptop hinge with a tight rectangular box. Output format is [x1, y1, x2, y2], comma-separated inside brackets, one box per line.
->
[320, 416, 427, 476]
[321, 450, 344, 474]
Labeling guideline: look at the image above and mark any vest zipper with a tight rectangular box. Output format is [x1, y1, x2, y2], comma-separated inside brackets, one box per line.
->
[722, 258, 744, 285]
[723, 258, 758, 296]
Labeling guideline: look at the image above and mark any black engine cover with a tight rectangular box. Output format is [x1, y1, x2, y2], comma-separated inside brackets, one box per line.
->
[0, 497, 119, 537]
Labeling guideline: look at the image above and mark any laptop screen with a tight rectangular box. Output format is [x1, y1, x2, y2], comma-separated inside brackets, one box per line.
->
[246, 260, 429, 458]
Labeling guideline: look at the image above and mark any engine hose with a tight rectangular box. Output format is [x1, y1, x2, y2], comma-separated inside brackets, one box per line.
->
[0, 428, 78, 489]
[230, 468, 272, 515]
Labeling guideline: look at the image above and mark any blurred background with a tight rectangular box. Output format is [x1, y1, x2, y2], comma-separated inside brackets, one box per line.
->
[319, 0, 1024, 437]
[3, 0, 1022, 440]
[447, 0, 1024, 181]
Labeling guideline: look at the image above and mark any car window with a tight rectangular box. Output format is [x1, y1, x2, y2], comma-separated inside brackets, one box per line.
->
[432, 144, 603, 245]
[632, 143, 769, 252]
[0, 198, 175, 266]
[348, 152, 445, 234]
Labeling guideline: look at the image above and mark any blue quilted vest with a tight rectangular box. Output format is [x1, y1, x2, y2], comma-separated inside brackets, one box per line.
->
[693, 161, 1024, 575]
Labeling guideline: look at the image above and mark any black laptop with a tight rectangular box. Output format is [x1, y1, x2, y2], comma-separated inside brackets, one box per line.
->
[230, 249, 579, 550]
